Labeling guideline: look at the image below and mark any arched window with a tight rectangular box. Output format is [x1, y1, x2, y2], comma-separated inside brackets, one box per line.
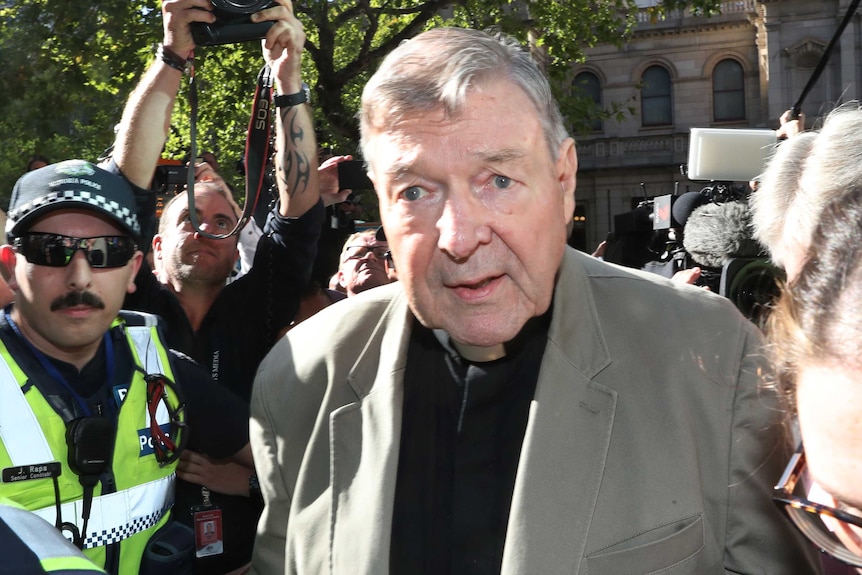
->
[641, 65, 672, 127]
[573, 72, 602, 132]
[713, 59, 745, 122]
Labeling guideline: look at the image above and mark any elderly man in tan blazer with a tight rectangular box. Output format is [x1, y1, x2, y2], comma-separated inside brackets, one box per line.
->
[250, 27, 822, 575]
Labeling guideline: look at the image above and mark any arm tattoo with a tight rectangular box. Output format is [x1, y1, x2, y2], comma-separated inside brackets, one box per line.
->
[277, 107, 312, 199]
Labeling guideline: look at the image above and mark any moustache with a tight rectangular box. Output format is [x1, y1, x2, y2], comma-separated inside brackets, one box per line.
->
[50, 291, 106, 312]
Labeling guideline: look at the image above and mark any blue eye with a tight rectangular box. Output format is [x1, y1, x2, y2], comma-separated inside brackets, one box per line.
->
[493, 175, 512, 189]
[402, 186, 428, 202]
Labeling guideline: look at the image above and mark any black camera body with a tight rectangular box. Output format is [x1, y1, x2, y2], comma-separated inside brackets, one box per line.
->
[151, 163, 189, 194]
[191, 0, 276, 46]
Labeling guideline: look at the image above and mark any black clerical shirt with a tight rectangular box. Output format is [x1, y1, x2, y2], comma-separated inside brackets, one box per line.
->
[390, 313, 550, 575]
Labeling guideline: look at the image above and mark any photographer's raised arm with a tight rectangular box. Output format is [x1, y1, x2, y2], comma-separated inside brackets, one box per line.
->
[112, 0, 214, 189]
[256, 0, 320, 218]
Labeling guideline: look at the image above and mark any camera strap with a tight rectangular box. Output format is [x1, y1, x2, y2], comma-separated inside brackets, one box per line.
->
[242, 64, 274, 223]
[186, 58, 272, 239]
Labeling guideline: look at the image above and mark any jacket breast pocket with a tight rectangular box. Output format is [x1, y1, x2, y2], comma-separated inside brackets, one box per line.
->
[585, 514, 704, 574]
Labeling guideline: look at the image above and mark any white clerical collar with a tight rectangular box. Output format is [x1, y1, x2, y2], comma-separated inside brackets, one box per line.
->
[451, 340, 507, 363]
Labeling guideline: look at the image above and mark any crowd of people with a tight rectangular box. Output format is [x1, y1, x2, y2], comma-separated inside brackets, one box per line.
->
[2, 0, 862, 574]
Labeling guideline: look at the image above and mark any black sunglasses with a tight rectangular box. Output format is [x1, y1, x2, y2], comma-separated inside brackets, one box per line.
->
[773, 443, 862, 567]
[13, 232, 137, 269]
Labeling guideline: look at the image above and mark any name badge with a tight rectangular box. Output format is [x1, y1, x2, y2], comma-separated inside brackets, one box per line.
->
[2, 462, 62, 483]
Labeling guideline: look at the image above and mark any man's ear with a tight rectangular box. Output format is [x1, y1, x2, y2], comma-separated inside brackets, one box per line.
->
[0, 245, 19, 290]
[126, 252, 143, 294]
[556, 138, 577, 221]
[152, 235, 163, 262]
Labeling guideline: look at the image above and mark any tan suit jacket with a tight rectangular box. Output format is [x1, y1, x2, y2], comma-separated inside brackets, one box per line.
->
[250, 249, 822, 574]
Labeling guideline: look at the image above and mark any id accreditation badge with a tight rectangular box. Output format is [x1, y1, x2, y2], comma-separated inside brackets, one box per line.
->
[192, 487, 224, 558]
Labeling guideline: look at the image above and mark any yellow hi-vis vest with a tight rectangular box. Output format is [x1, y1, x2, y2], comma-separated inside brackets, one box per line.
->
[0, 312, 181, 573]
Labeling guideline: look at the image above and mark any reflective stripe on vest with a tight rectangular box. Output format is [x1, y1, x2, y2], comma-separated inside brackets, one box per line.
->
[0, 356, 53, 465]
[0, 324, 166, 467]
[31, 474, 175, 549]
[126, 324, 167, 376]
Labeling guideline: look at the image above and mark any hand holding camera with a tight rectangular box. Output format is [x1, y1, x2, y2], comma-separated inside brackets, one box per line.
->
[160, 0, 293, 50]
[161, 0, 214, 58]
[255, 0, 306, 95]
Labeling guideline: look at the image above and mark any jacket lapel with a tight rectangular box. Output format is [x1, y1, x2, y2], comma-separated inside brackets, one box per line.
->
[502, 251, 617, 575]
[329, 295, 412, 574]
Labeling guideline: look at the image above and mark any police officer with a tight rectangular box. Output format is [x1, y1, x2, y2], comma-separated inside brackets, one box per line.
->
[0, 160, 252, 574]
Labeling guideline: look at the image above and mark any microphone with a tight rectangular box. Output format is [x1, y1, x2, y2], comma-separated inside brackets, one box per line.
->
[682, 201, 762, 268]
[671, 191, 709, 228]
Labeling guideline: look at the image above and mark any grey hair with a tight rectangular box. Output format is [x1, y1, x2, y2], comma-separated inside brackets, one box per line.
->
[359, 27, 569, 160]
[751, 132, 816, 267]
[753, 103, 862, 268]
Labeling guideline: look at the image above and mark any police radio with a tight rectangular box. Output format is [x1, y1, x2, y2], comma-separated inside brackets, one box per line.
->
[65, 417, 114, 548]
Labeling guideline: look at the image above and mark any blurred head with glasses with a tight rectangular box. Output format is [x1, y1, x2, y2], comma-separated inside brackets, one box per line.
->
[336, 229, 393, 297]
[767, 185, 862, 570]
[0, 160, 143, 369]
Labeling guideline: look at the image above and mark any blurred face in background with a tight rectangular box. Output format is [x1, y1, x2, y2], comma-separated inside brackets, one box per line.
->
[337, 232, 391, 296]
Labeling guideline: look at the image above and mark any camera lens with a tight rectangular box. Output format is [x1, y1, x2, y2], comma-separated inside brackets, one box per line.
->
[721, 258, 785, 326]
[211, 0, 273, 14]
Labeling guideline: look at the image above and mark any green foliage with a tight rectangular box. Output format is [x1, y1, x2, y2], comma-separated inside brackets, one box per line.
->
[0, 0, 723, 209]
[0, 0, 160, 205]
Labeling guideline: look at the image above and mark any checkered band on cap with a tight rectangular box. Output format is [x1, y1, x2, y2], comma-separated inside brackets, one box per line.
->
[9, 189, 140, 236]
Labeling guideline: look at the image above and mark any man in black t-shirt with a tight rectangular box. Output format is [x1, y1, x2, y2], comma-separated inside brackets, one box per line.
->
[106, 1, 322, 572]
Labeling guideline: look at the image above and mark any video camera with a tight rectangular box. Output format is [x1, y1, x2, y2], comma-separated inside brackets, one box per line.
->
[644, 128, 785, 325]
[191, 0, 276, 46]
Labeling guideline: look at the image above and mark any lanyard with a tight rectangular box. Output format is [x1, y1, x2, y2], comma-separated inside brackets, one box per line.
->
[4, 308, 114, 418]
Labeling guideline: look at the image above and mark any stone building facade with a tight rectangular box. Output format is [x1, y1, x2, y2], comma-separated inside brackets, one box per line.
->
[568, 0, 862, 251]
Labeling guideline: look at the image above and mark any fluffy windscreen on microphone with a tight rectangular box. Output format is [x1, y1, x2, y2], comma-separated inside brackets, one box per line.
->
[671, 191, 709, 228]
[682, 201, 762, 268]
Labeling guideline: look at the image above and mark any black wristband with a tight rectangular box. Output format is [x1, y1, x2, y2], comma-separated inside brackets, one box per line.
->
[157, 44, 189, 74]
[275, 83, 310, 108]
